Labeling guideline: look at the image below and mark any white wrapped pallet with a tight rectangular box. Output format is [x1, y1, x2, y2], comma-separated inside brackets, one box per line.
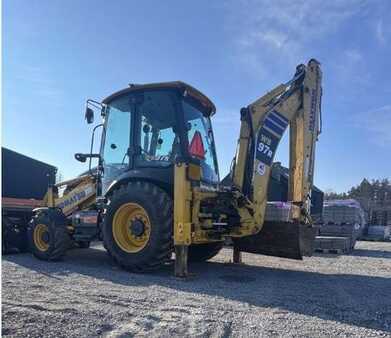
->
[323, 199, 365, 229]
[265, 202, 292, 222]
[319, 199, 366, 252]
[314, 236, 352, 253]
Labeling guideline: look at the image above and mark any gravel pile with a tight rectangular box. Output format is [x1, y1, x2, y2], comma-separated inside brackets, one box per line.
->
[2, 241, 391, 337]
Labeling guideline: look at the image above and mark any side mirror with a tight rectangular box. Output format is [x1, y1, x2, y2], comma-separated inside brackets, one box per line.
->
[74, 152, 101, 163]
[75, 153, 87, 163]
[85, 107, 94, 124]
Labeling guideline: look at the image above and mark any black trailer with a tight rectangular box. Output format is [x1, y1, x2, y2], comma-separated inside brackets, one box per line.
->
[2, 147, 57, 253]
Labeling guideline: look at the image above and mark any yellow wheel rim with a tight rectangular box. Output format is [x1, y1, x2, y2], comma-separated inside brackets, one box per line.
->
[112, 203, 151, 253]
[33, 223, 49, 252]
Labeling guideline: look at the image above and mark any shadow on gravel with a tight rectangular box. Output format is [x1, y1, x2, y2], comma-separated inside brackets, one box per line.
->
[313, 248, 391, 260]
[4, 247, 391, 333]
[350, 249, 391, 259]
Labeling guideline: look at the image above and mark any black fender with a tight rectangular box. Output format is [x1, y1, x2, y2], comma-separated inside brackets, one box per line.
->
[104, 167, 173, 198]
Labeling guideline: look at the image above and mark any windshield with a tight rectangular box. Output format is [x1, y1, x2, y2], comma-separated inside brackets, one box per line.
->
[137, 91, 179, 166]
[183, 100, 219, 183]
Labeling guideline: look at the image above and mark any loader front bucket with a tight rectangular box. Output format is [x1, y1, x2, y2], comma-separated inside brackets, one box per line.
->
[233, 221, 318, 260]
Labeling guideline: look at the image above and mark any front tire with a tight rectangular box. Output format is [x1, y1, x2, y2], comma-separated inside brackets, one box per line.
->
[28, 211, 71, 261]
[2, 218, 12, 255]
[2, 217, 29, 254]
[103, 181, 173, 272]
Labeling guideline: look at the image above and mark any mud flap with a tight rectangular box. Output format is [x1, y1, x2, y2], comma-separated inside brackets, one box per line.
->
[233, 221, 318, 260]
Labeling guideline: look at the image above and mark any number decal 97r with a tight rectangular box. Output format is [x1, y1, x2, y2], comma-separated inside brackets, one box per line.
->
[255, 127, 281, 166]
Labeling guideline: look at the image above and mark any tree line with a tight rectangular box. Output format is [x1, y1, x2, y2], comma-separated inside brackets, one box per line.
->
[325, 178, 391, 202]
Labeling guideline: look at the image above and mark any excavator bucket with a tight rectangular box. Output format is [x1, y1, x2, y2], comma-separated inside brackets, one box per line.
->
[233, 221, 318, 259]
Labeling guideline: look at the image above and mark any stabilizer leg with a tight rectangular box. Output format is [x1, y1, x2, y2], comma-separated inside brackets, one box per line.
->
[175, 245, 188, 277]
[233, 245, 242, 264]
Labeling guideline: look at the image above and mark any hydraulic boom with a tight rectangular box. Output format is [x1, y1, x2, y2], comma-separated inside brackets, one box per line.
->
[232, 59, 322, 227]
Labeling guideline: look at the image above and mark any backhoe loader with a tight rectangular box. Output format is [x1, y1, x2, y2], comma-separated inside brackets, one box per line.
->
[28, 59, 323, 277]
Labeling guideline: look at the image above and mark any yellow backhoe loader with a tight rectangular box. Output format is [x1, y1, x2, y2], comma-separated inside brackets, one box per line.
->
[28, 59, 322, 277]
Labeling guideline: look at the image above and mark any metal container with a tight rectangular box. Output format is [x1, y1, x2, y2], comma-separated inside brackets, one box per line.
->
[2, 147, 57, 199]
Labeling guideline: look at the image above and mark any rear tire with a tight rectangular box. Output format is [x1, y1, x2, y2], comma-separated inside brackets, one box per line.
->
[28, 211, 71, 261]
[103, 181, 173, 272]
[188, 242, 223, 262]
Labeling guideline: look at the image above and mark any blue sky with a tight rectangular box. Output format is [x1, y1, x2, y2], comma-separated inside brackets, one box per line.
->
[3, 0, 390, 193]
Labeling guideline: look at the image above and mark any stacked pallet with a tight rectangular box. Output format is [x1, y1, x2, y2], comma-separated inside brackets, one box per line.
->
[323, 199, 366, 228]
[314, 236, 352, 254]
[315, 199, 365, 254]
[364, 202, 391, 241]
[320, 224, 361, 239]
[366, 225, 391, 240]
[317, 224, 359, 252]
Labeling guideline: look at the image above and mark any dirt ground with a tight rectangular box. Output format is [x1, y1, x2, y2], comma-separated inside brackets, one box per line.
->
[2, 241, 391, 337]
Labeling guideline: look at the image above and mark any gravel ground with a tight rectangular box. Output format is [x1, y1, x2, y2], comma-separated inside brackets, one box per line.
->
[2, 241, 391, 337]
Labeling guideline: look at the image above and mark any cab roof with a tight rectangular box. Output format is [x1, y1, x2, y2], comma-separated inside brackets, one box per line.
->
[102, 81, 216, 115]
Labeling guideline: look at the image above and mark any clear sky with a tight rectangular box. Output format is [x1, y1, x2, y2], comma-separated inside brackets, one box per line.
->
[2, 0, 390, 193]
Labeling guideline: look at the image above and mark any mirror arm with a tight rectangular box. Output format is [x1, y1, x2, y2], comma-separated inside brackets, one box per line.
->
[89, 124, 104, 172]
[87, 99, 104, 110]
[87, 99, 107, 117]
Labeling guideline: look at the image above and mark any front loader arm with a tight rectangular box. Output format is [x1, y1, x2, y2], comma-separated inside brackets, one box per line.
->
[42, 175, 97, 216]
[232, 59, 322, 228]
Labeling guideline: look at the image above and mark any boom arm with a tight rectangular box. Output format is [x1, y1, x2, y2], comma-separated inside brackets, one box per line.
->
[232, 59, 322, 227]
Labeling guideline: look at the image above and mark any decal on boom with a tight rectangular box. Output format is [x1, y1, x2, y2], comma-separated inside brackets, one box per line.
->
[255, 110, 288, 167]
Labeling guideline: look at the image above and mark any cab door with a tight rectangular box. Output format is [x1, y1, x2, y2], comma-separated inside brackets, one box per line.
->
[101, 98, 133, 194]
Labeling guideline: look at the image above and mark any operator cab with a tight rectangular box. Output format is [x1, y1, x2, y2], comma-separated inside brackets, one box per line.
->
[92, 82, 219, 195]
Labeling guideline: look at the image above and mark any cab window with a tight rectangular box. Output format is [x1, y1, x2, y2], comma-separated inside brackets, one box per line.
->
[183, 100, 219, 183]
[136, 90, 180, 166]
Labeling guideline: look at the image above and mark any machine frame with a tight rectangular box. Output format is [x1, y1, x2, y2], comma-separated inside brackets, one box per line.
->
[30, 59, 323, 277]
